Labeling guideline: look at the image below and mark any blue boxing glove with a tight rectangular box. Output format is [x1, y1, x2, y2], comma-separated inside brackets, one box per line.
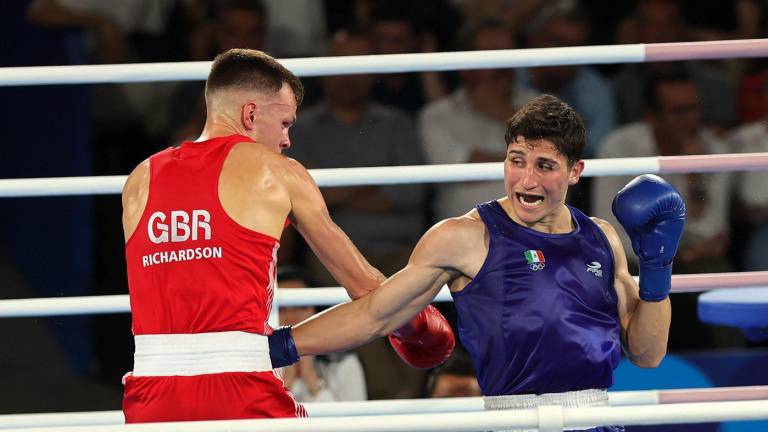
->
[612, 175, 686, 302]
[268, 326, 299, 369]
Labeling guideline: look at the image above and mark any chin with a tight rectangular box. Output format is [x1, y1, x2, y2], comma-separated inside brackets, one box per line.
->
[513, 203, 544, 223]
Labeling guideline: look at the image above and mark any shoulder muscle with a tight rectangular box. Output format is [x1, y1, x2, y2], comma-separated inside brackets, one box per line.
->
[411, 215, 485, 275]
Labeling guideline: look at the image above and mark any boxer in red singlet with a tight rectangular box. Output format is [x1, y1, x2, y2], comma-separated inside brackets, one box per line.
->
[121, 49, 454, 423]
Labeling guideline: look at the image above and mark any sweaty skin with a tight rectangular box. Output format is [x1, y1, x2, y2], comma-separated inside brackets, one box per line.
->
[293, 138, 670, 367]
[122, 85, 385, 299]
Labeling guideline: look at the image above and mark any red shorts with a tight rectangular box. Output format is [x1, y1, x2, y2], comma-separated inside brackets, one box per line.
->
[123, 371, 306, 423]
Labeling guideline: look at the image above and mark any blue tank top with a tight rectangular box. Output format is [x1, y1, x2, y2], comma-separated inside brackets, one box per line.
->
[452, 200, 621, 396]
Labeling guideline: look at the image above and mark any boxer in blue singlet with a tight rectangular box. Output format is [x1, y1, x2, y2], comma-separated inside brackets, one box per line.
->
[272, 95, 686, 432]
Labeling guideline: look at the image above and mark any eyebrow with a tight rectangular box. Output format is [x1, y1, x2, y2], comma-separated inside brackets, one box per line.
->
[507, 150, 558, 164]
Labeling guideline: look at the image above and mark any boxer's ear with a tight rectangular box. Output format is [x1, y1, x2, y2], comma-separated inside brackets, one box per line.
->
[568, 160, 585, 185]
[242, 102, 259, 130]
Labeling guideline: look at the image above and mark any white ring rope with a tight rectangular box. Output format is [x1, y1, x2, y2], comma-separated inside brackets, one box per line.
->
[3, 386, 766, 429]
[0, 153, 766, 198]
[1, 39, 767, 86]
[1, 272, 766, 318]
[1, 400, 767, 432]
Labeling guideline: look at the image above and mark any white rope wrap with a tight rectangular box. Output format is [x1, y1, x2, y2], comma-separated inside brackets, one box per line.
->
[0, 401, 766, 432]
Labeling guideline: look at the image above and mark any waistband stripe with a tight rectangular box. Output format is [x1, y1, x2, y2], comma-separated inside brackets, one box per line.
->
[132, 331, 273, 376]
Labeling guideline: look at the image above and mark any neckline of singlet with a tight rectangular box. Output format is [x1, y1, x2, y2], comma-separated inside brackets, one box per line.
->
[488, 200, 582, 239]
[184, 133, 253, 147]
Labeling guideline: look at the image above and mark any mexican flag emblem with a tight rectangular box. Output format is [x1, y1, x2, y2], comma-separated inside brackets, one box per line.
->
[524, 249, 545, 271]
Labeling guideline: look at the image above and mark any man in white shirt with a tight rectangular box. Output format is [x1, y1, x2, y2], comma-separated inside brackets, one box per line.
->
[729, 117, 768, 271]
[419, 18, 537, 221]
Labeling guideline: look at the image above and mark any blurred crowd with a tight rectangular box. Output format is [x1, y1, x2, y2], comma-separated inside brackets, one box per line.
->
[3, 0, 768, 411]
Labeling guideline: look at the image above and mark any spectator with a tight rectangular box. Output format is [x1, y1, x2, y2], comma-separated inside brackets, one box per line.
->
[287, 30, 429, 399]
[187, 0, 267, 61]
[262, 0, 327, 57]
[613, 0, 738, 131]
[427, 349, 482, 398]
[419, 18, 537, 220]
[682, 0, 761, 43]
[171, 0, 269, 144]
[594, 68, 733, 273]
[278, 267, 367, 402]
[729, 72, 768, 271]
[369, 0, 449, 115]
[27, 0, 183, 63]
[518, 0, 616, 158]
[593, 68, 733, 349]
[457, 0, 547, 34]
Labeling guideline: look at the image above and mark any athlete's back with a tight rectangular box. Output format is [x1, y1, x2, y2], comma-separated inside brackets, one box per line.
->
[122, 134, 307, 422]
[125, 133, 289, 336]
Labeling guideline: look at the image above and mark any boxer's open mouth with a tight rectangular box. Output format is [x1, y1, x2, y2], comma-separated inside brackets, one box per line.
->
[516, 192, 544, 208]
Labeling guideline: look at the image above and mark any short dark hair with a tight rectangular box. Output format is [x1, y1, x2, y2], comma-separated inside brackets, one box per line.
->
[643, 65, 694, 113]
[205, 48, 304, 105]
[504, 94, 586, 165]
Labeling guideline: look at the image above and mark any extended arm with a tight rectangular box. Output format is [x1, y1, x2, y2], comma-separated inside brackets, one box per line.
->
[290, 220, 464, 356]
[279, 157, 454, 369]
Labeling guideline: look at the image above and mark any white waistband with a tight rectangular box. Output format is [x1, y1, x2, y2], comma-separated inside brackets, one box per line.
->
[484, 389, 609, 409]
[484, 390, 609, 432]
[132, 331, 273, 377]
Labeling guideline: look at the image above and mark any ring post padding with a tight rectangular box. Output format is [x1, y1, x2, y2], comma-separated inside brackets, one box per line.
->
[698, 287, 768, 341]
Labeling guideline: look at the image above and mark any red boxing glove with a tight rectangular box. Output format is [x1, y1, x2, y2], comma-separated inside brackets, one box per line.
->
[388, 305, 455, 369]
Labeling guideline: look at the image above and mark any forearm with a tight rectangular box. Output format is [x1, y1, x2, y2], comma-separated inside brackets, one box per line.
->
[626, 298, 671, 367]
[293, 298, 381, 356]
[302, 221, 385, 299]
[325, 250, 385, 299]
[293, 265, 447, 356]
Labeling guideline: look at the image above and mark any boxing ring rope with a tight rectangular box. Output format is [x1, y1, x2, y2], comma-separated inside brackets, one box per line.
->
[2, 271, 767, 318]
[1, 152, 767, 198]
[2, 400, 768, 432]
[3, 386, 767, 429]
[1, 39, 767, 86]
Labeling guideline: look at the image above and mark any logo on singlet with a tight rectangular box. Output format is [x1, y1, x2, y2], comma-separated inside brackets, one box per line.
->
[142, 209, 223, 268]
[147, 210, 211, 244]
[523, 249, 545, 271]
[586, 261, 603, 277]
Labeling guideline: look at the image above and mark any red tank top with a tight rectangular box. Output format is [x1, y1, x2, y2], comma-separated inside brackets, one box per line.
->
[126, 134, 280, 336]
